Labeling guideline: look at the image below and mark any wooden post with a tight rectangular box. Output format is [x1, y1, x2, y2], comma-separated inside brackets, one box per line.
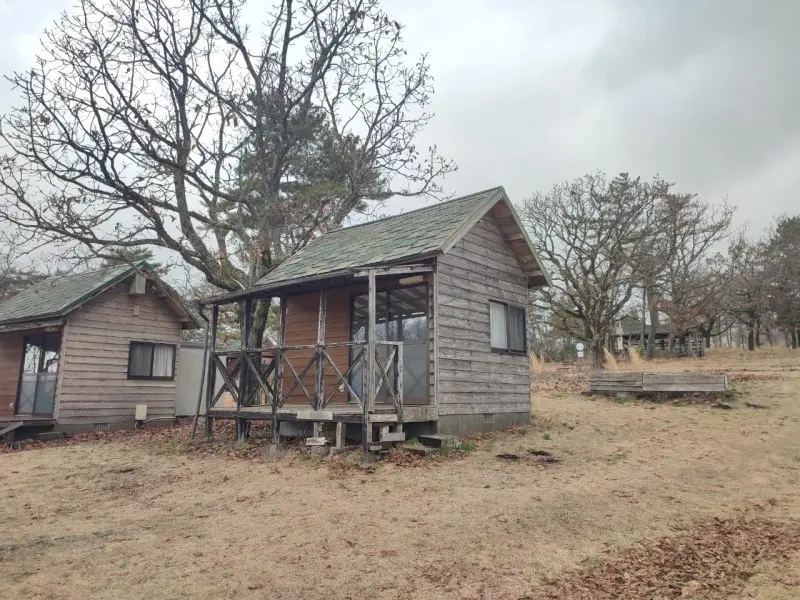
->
[395, 342, 403, 416]
[237, 297, 254, 442]
[204, 305, 219, 441]
[189, 314, 210, 440]
[316, 287, 327, 410]
[335, 421, 345, 450]
[363, 268, 376, 451]
[272, 297, 286, 446]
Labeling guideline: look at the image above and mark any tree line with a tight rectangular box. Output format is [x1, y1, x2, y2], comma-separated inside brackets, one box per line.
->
[522, 173, 799, 366]
[0, 0, 796, 365]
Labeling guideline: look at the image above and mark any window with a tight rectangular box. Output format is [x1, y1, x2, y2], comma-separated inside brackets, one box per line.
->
[350, 284, 429, 404]
[489, 301, 526, 353]
[128, 342, 176, 380]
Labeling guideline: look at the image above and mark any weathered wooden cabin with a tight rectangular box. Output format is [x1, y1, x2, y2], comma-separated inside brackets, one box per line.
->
[200, 187, 550, 449]
[0, 266, 197, 435]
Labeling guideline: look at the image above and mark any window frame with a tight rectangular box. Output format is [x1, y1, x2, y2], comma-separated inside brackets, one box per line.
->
[489, 300, 527, 356]
[127, 341, 177, 381]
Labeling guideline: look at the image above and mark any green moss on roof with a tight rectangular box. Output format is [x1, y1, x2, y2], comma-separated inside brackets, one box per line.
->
[257, 187, 505, 287]
[0, 265, 133, 324]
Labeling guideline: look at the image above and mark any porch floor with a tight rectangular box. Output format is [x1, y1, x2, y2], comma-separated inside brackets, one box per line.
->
[208, 404, 437, 423]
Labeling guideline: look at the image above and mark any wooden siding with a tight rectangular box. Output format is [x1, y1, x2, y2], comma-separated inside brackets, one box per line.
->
[56, 281, 183, 424]
[281, 287, 351, 406]
[0, 330, 24, 418]
[436, 214, 531, 416]
[281, 275, 434, 406]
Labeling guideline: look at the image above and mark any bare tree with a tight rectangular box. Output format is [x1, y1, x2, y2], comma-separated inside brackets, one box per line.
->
[648, 195, 734, 354]
[0, 231, 50, 300]
[726, 235, 769, 351]
[764, 215, 800, 348]
[0, 0, 455, 342]
[521, 173, 667, 367]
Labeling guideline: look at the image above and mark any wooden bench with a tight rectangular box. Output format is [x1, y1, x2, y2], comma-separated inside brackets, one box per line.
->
[589, 372, 729, 395]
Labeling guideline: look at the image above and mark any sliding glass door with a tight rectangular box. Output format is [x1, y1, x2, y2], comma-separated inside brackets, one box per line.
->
[350, 284, 429, 405]
[16, 333, 61, 416]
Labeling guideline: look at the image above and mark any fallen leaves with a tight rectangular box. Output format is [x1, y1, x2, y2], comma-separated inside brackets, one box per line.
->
[529, 517, 800, 599]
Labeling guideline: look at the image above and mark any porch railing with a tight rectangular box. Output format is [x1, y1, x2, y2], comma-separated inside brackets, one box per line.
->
[208, 341, 403, 415]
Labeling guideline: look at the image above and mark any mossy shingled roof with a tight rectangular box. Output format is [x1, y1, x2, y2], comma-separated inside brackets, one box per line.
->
[257, 187, 506, 287]
[0, 265, 133, 325]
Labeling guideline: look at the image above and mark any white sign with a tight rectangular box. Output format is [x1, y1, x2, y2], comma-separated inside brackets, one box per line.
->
[576, 342, 585, 351]
[577, 350, 584, 358]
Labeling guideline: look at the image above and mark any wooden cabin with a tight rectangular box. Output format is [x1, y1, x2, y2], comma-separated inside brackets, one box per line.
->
[0, 266, 197, 436]
[200, 187, 550, 449]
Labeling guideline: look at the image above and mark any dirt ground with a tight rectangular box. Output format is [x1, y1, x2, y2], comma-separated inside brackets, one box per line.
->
[2, 348, 799, 599]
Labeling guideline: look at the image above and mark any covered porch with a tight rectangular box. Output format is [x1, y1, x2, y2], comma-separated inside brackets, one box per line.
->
[199, 264, 437, 451]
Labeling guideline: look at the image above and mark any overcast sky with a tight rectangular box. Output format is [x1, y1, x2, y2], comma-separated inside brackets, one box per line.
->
[1, 0, 797, 234]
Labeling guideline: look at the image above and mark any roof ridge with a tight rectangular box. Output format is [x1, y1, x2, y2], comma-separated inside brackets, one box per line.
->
[321, 186, 505, 236]
[41, 264, 131, 284]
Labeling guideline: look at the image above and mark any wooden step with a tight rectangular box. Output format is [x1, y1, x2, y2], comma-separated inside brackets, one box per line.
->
[419, 434, 459, 449]
[0, 421, 23, 439]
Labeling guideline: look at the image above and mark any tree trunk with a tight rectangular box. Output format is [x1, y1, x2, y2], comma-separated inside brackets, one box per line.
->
[792, 327, 798, 349]
[640, 288, 647, 354]
[755, 318, 762, 348]
[646, 289, 659, 360]
[747, 324, 755, 351]
[249, 298, 272, 349]
[592, 337, 605, 369]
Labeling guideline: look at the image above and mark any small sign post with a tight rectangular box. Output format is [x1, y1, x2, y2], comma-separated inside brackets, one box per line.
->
[576, 342, 585, 359]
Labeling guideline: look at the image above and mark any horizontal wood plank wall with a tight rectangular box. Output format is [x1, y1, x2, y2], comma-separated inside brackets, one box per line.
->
[282, 287, 350, 406]
[0, 331, 24, 418]
[56, 281, 182, 424]
[436, 213, 531, 416]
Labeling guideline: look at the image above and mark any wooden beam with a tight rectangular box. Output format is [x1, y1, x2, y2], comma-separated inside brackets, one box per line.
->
[0, 319, 64, 334]
[335, 422, 345, 450]
[316, 287, 327, 410]
[363, 268, 376, 450]
[395, 342, 404, 417]
[282, 353, 316, 404]
[272, 297, 286, 445]
[237, 297, 254, 442]
[352, 264, 433, 278]
[321, 347, 364, 408]
[204, 305, 219, 441]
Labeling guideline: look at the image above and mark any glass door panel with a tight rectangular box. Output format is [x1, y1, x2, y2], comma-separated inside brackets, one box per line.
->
[16, 332, 61, 415]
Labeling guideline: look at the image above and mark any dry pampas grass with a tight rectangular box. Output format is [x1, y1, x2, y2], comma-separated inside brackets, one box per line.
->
[603, 347, 620, 371]
[629, 346, 645, 369]
[530, 352, 545, 375]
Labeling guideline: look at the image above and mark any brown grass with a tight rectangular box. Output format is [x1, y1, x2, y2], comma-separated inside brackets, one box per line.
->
[603, 347, 619, 371]
[2, 348, 799, 599]
[628, 345, 645, 369]
[530, 352, 545, 375]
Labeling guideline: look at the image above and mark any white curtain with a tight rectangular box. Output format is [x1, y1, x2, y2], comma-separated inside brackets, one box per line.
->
[489, 301, 507, 349]
[152, 345, 174, 378]
[130, 343, 153, 377]
[508, 306, 526, 352]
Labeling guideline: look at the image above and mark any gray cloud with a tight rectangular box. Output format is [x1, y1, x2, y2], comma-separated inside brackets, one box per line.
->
[2, 0, 796, 233]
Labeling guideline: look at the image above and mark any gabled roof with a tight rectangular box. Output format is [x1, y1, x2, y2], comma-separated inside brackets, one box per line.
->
[253, 186, 549, 294]
[0, 265, 198, 328]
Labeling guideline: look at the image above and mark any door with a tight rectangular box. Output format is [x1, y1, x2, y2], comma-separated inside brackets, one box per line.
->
[16, 332, 61, 416]
[349, 284, 429, 405]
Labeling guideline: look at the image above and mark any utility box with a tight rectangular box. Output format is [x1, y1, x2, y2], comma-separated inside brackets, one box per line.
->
[134, 404, 148, 421]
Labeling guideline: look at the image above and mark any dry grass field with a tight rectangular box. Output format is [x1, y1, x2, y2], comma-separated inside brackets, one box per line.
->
[2, 347, 800, 599]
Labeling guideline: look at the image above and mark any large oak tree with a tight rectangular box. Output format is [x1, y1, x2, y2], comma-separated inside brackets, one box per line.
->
[0, 0, 454, 340]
